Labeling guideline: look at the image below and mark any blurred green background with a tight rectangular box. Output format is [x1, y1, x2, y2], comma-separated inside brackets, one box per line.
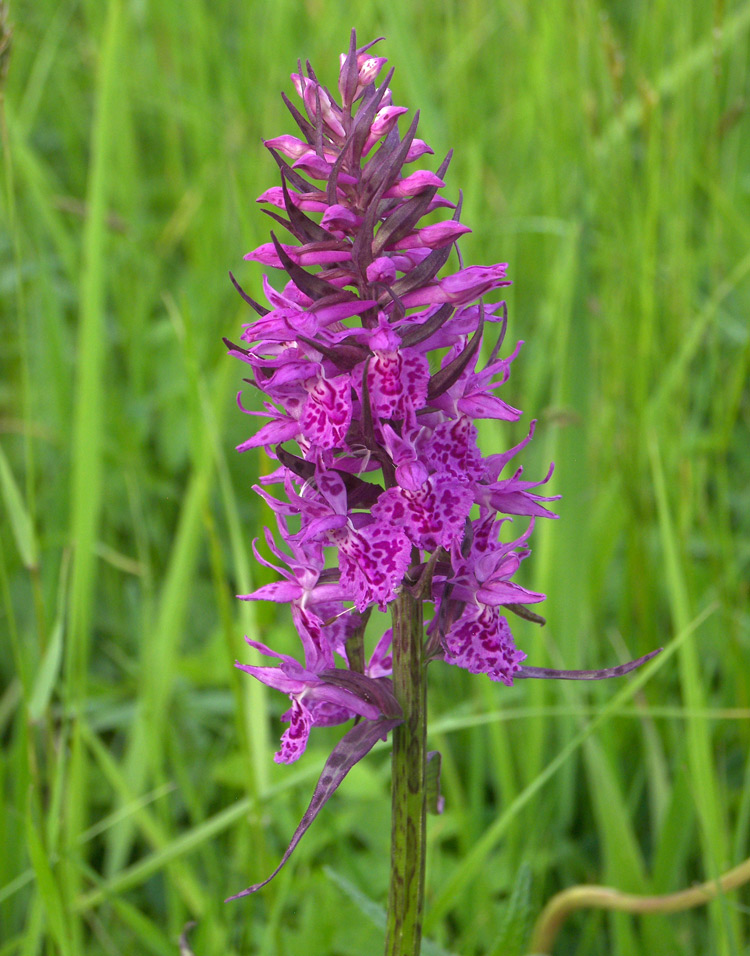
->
[2, 1, 749, 954]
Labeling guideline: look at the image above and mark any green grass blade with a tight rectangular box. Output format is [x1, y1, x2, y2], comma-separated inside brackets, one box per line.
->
[0, 442, 37, 569]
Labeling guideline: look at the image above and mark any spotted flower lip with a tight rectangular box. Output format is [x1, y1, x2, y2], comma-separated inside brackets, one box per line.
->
[236, 622, 389, 763]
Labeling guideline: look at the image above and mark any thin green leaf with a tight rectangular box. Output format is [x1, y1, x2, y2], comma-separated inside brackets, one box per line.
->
[0, 442, 37, 568]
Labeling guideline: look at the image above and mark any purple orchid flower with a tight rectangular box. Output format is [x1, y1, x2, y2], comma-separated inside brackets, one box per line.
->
[226, 31, 661, 900]
[237, 604, 397, 763]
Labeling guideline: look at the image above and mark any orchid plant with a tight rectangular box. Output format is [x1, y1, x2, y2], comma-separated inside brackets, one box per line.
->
[225, 31, 659, 956]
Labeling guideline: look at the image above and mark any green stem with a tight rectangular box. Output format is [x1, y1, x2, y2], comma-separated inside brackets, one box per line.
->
[385, 589, 427, 956]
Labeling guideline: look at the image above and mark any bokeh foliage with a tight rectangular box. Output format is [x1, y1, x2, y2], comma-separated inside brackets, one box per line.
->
[1, 1, 749, 954]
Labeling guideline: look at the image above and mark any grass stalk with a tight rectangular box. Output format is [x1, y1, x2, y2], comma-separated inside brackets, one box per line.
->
[62, 0, 123, 946]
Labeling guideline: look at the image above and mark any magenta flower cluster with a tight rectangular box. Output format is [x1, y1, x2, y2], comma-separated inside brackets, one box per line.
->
[225, 34, 561, 767]
[224, 34, 664, 903]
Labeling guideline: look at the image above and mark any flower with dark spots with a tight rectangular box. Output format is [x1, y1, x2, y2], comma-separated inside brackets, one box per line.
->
[365, 339, 429, 422]
[419, 415, 485, 483]
[335, 519, 413, 612]
[236, 633, 382, 763]
[371, 476, 472, 551]
[444, 606, 526, 686]
[300, 374, 353, 448]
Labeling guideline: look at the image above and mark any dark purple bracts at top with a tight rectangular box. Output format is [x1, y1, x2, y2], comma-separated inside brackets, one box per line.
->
[227, 33, 657, 770]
